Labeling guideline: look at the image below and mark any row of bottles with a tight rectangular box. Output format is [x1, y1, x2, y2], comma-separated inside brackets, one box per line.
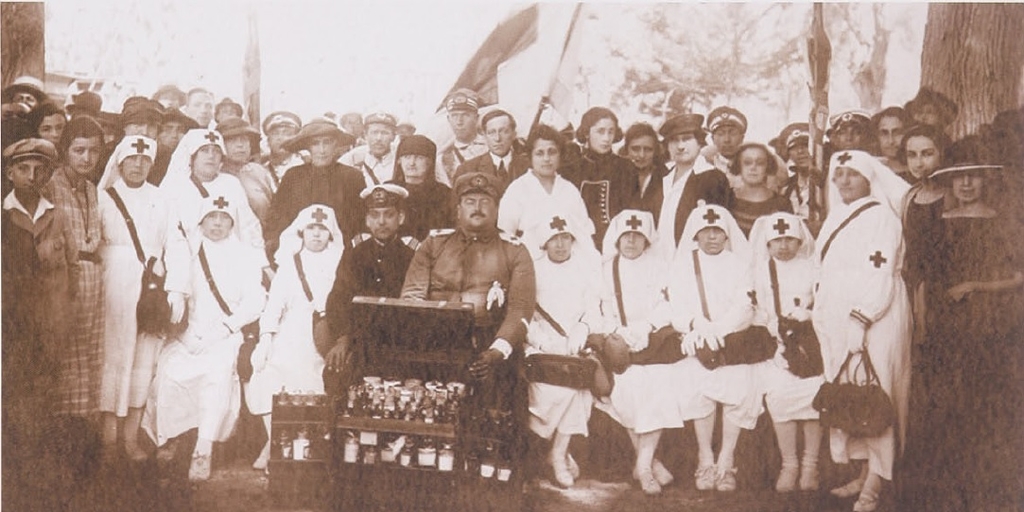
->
[274, 423, 331, 461]
[340, 432, 513, 481]
[339, 377, 467, 424]
[275, 389, 329, 408]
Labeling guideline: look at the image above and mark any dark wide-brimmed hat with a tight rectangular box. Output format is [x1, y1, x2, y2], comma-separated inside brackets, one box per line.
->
[659, 113, 706, 139]
[120, 96, 164, 127]
[281, 118, 355, 153]
[162, 107, 201, 130]
[66, 91, 103, 117]
[152, 84, 187, 106]
[216, 117, 261, 147]
[395, 134, 437, 160]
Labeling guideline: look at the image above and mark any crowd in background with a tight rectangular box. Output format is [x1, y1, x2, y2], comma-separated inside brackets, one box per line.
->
[2, 74, 1022, 512]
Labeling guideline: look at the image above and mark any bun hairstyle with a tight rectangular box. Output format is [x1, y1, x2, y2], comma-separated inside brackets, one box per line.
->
[575, 107, 623, 145]
[728, 142, 780, 177]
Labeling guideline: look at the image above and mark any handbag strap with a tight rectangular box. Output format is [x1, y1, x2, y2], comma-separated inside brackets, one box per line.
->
[294, 251, 314, 303]
[692, 249, 710, 320]
[535, 304, 567, 338]
[105, 187, 147, 264]
[199, 244, 233, 316]
[612, 254, 628, 327]
[769, 258, 782, 320]
[189, 174, 211, 198]
[835, 348, 881, 386]
[819, 201, 879, 262]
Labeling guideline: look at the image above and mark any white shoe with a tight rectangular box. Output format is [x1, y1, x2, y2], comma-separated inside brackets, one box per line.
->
[188, 452, 211, 482]
[651, 459, 674, 487]
[798, 462, 819, 491]
[775, 465, 799, 492]
[695, 465, 717, 491]
[565, 453, 580, 480]
[636, 469, 661, 495]
[551, 457, 574, 488]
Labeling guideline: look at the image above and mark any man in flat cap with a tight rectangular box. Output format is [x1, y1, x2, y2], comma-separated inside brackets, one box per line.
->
[702, 106, 749, 189]
[453, 109, 529, 197]
[340, 112, 399, 187]
[264, 118, 363, 265]
[217, 117, 277, 223]
[438, 88, 488, 186]
[184, 88, 215, 129]
[776, 122, 822, 220]
[401, 172, 535, 395]
[2, 137, 83, 511]
[653, 113, 730, 259]
[260, 111, 304, 186]
[323, 184, 418, 371]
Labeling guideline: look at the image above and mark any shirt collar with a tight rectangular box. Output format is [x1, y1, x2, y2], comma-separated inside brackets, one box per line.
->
[3, 192, 54, 223]
[489, 152, 511, 169]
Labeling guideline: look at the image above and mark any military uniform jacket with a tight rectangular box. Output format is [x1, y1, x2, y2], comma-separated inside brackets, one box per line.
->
[325, 234, 417, 338]
[400, 227, 535, 349]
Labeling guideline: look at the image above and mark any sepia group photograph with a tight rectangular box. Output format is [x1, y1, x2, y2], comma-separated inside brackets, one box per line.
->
[2, 1, 1022, 511]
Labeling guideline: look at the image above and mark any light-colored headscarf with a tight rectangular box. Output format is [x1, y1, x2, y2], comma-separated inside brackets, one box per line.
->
[601, 209, 657, 258]
[274, 204, 344, 265]
[748, 211, 815, 265]
[161, 128, 226, 189]
[97, 135, 158, 190]
[825, 149, 910, 220]
[528, 209, 601, 264]
[676, 201, 750, 258]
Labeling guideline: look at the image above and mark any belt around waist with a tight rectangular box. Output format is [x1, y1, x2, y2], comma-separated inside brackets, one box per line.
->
[78, 251, 102, 264]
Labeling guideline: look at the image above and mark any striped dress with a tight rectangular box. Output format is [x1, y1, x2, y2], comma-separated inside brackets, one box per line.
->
[42, 167, 105, 416]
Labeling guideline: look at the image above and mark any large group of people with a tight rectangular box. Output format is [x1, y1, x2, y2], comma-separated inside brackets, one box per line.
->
[2, 74, 1022, 512]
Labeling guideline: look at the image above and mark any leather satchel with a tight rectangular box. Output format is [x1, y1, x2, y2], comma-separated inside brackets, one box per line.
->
[524, 353, 597, 391]
[106, 188, 175, 336]
[629, 326, 685, 366]
[294, 252, 334, 358]
[769, 259, 823, 378]
[198, 244, 261, 382]
[812, 349, 894, 438]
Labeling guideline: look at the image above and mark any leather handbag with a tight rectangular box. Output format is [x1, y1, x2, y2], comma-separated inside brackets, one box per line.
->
[629, 326, 685, 366]
[524, 353, 597, 391]
[812, 349, 894, 438]
[106, 188, 174, 336]
[690, 249, 777, 370]
[769, 259, 824, 378]
[198, 244, 261, 382]
[294, 252, 334, 358]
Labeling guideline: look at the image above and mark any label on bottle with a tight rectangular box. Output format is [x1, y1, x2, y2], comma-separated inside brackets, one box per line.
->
[343, 440, 359, 463]
[438, 452, 454, 471]
[480, 463, 495, 478]
[360, 430, 378, 446]
[497, 467, 512, 482]
[292, 438, 309, 461]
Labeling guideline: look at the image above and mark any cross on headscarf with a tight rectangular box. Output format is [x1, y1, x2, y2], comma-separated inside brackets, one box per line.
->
[312, 208, 328, 223]
[213, 196, 230, 209]
[205, 131, 219, 144]
[626, 215, 643, 230]
[131, 138, 150, 154]
[549, 216, 567, 231]
[869, 250, 887, 268]
[702, 209, 720, 224]
[773, 218, 791, 236]
[837, 152, 853, 165]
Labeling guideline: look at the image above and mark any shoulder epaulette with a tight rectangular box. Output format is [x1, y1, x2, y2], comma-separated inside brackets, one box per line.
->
[401, 236, 420, 250]
[499, 232, 522, 245]
[429, 228, 455, 237]
[350, 233, 372, 248]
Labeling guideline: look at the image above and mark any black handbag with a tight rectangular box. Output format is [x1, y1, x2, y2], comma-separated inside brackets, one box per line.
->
[524, 353, 597, 391]
[198, 244, 261, 382]
[769, 259, 824, 378]
[689, 249, 777, 370]
[812, 349, 894, 438]
[630, 325, 685, 366]
[106, 188, 175, 336]
[293, 252, 334, 358]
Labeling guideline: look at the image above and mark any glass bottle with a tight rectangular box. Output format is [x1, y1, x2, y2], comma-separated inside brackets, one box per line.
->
[417, 437, 437, 468]
[438, 443, 455, 472]
[343, 432, 359, 464]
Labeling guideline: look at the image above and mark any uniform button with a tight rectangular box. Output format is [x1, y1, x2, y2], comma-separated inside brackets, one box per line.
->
[376, 278, 382, 282]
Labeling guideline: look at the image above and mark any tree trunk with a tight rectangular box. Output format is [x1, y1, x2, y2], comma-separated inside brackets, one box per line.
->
[851, 4, 889, 112]
[1, 3, 45, 89]
[920, 3, 1024, 140]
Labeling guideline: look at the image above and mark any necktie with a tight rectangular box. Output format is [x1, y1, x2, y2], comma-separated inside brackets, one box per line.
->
[498, 160, 507, 176]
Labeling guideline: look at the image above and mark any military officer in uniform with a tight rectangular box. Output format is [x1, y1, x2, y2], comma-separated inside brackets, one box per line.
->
[401, 172, 535, 389]
[340, 112, 399, 187]
[323, 184, 418, 370]
[437, 89, 488, 186]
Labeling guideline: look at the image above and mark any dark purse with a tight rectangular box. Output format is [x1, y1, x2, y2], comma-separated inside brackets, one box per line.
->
[689, 249, 776, 370]
[769, 259, 824, 378]
[524, 305, 608, 396]
[198, 244, 261, 382]
[812, 349, 894, 438]
[629, 325, 685, 366]
[294, 252, 334, 358]
[106, 188, 175, 336]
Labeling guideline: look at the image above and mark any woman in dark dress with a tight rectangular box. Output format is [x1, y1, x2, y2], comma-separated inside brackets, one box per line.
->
[389, 134, 453, 242]
[899, 125, 951, 344]
[620, 123, 666, 218]
[561, 107, 637, 247]
[900, 162, 1024, 512]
